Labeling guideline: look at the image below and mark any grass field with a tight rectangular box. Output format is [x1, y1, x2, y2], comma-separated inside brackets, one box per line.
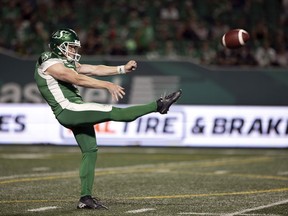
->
[0, 145, 287, 216]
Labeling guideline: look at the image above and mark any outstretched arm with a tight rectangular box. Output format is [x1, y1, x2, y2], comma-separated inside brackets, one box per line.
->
[46, 63, 125, 101]
[76, 60, 137, 76]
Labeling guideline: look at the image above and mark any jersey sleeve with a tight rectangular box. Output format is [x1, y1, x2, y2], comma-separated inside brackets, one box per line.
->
[40, 58, 63, 74]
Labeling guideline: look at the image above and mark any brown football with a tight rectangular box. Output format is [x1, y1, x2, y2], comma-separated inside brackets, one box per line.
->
[221, 29, 250, 49]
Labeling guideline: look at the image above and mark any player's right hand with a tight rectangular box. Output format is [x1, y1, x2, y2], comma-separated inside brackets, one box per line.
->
[107, 82, 125, 101]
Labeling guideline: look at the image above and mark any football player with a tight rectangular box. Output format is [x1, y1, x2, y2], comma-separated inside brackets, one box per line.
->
[34, 28, 182, 210]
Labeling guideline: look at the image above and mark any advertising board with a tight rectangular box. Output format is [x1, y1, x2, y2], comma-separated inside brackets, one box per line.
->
[1, 104, 287, 148]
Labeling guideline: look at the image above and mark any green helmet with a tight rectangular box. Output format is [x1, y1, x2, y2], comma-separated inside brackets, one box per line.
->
[49, 28, 81, 62]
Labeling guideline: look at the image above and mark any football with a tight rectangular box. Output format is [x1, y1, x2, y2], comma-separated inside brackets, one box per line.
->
[221, 29, 250, 49]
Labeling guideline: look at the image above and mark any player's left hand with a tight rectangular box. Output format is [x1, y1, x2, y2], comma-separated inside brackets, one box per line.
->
[124, 60, 137, 73]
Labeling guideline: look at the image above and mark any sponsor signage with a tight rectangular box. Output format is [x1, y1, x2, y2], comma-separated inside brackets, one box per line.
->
[182, 106, 288, 147]
[0, 104, 287, 148]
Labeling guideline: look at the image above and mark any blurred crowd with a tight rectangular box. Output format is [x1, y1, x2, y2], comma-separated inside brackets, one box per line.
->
[0, 0, 287, 67]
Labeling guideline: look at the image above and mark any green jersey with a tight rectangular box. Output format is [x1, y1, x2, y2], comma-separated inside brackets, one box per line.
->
[34, 51, 83, 116]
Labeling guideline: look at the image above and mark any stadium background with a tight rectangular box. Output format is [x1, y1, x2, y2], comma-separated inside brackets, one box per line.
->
[1, 0, 288, 148]
[0, 1, 288, 215]
[1, 0, 287, 66]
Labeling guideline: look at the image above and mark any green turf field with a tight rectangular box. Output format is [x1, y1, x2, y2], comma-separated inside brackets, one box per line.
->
[0, 145, 287, 216]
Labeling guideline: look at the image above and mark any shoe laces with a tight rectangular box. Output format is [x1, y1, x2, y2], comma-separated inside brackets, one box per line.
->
[91, 197, 102, 205]
[91, 197, 100, 201]
[92, 197, 108, 209]
[160, 91, 167, 100]
[164, 91, 176, 99]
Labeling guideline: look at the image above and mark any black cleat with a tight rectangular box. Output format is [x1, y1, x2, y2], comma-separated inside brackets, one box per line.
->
[77, 195, 108, 210]
[157, 89, 182, 114]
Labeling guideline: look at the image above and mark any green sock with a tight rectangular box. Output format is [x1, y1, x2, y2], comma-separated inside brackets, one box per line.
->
[79, 150, 97, 196]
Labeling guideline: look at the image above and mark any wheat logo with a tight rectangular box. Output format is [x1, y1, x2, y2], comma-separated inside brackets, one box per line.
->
[52, 30, 70, 39]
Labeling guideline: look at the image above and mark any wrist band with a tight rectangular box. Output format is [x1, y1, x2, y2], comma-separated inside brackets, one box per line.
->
[117, 65, 126, 74]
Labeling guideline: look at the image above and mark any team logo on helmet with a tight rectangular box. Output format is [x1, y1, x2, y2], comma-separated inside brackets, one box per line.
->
[52, 29, 77, 40]
[52, 30, 70, 39]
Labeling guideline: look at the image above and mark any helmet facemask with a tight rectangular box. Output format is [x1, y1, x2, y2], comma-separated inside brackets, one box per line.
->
[58, 41, 81, 62]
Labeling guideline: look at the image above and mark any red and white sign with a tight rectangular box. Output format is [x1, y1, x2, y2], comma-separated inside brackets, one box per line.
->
[0, 104, 287, 148]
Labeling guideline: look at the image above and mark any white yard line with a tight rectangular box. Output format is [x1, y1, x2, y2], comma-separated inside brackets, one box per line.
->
[27, 206, 58, 212]
[0, 156, 269, 180]
[179, 213, 280, 216]
[238, 214, 281, 216]
[277, 171, 288, 175]
[214, 170, 229, 175]
[224, 199, 288, 216]
[0, 170, 78, 180]
[32, 167, 51, 172]
[0, 153, 52, 159]
[126, 208, 156, 213]
[0, 161, 202, 180]
[178, 213, 223, 215]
